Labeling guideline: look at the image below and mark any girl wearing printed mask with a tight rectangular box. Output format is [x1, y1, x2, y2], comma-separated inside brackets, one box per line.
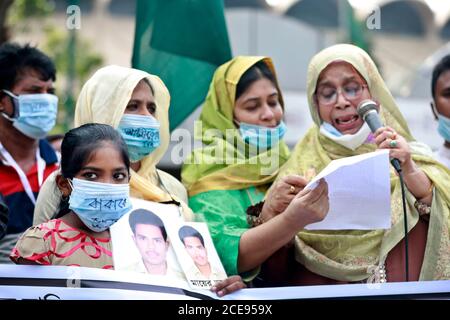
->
[272, 44, 450, 285]
[11, 123, 131, 268]
[182, 57, 330, 282]
[30, 66, 245, 296]
[33, 66, 194, 224]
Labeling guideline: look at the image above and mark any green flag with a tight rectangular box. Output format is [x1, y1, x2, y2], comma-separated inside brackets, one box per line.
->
[132, 0, 232, 131]
[340, 1, 371, 54]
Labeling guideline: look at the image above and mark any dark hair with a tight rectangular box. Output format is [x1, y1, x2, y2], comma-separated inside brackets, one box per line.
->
[56, 123, 130, 218]
[431, 54, 450, 99]
[141, 77, 154, 96]
[60, 123, 129, 179]
[129, 209, 167, 241]
[178, 225, 204, 247]
[0, 43, 56, 91]
[235, 60, 277, 101]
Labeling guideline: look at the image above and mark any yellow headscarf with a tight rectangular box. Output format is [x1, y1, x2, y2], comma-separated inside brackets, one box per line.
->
[34, 65, 193, 223]
[275, 44, 450, 281]
[74, 66, 171, 199]
[181, 56, 290, 196]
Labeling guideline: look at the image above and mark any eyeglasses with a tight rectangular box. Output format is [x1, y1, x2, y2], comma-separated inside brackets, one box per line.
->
[315, 83, 368, 106]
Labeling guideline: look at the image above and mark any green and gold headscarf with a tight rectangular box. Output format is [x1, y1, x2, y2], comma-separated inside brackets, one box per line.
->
[276, 44, 450, 282]
[182, 56, 290, 196]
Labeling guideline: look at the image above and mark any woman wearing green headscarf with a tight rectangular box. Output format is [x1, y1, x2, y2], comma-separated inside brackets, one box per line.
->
[182, 56, 330, 279]
[273, 44, 450, 284]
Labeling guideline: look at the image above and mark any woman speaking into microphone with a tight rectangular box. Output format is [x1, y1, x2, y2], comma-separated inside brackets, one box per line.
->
[270, 44, 450, 285]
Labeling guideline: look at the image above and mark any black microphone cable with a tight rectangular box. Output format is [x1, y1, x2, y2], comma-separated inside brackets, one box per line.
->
[357, 100, 409, 282]
[395, 165, 409, 282]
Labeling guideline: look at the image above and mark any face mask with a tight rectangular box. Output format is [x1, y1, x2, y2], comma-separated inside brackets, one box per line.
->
[1, 90, 58, 139]
[320, 121, 371, 151]
[437, 114, 450, 142]
[118, 114, 160, 162]
[68, 178, 132, 232]
[239, 120, 286, 150]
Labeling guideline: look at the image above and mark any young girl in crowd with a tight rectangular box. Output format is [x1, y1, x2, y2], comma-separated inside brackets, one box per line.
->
[11, 123, 129, 268]
[26, 66, 245, 296]
[33, 66, 193, 225]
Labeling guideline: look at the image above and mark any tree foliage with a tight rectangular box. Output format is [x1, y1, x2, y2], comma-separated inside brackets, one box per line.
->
[2, 0, 104, 132]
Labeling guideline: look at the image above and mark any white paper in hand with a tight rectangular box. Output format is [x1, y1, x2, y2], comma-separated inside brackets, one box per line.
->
[304, 150, 391, 230]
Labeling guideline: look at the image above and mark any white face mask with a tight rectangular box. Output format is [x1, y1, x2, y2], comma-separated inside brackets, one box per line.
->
[319, 121, 371, 151]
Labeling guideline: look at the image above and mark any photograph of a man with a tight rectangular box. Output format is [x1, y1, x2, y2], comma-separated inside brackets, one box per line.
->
[178, 225, 227, 280]
[129, 209, 171, 276]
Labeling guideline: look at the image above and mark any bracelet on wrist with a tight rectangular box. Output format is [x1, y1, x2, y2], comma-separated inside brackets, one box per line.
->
[414, 199, 431, 217]
[246, 201, 265, 228]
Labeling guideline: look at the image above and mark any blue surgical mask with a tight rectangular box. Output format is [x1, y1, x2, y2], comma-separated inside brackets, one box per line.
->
[437, 114, 450, 142]
[118, 114, 160, 162]
[239, 121, 286, 149]
[68, 178, 132, 232]
[320, 121, 343, 137]
[1, 90, 58, 139]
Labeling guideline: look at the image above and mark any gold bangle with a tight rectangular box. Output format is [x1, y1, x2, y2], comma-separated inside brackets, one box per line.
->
[246, 201, 265, 228]
[414, 200, 431, 216]
[246, 215, 264, 228]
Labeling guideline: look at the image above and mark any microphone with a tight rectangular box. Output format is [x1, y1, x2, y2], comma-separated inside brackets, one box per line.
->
[357, 99, 402, 173]
[358, 99, 410, 282]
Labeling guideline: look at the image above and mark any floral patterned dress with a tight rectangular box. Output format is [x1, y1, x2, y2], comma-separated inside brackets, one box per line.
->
[10, 219, 113, 269]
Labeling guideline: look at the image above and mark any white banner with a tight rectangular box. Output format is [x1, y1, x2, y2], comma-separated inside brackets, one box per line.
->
[0, 265, 449, 300]
[0, 265, 215, 300]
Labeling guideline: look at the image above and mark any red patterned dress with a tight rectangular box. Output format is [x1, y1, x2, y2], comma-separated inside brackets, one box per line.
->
[10, 219, 113, 269]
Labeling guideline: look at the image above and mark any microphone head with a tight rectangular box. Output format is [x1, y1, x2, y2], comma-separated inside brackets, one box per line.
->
[357, 99, 378, 119]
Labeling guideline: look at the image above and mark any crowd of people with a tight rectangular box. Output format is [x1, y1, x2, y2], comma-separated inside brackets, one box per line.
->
[0, 42, 449, 297]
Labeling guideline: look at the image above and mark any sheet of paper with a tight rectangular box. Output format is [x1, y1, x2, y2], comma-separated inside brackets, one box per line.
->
[304, 149, 391, 230]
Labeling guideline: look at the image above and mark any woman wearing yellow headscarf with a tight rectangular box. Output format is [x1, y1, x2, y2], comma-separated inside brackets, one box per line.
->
[182, 56, 330, 279]
[274, 44, 450, 284]
[30, 65, 246, 296]
[33, 65, 193, 223]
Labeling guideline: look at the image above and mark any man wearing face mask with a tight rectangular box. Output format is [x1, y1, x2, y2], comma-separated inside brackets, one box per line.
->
[431, 54, 450, 168]
[0, 43, 59, 263]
